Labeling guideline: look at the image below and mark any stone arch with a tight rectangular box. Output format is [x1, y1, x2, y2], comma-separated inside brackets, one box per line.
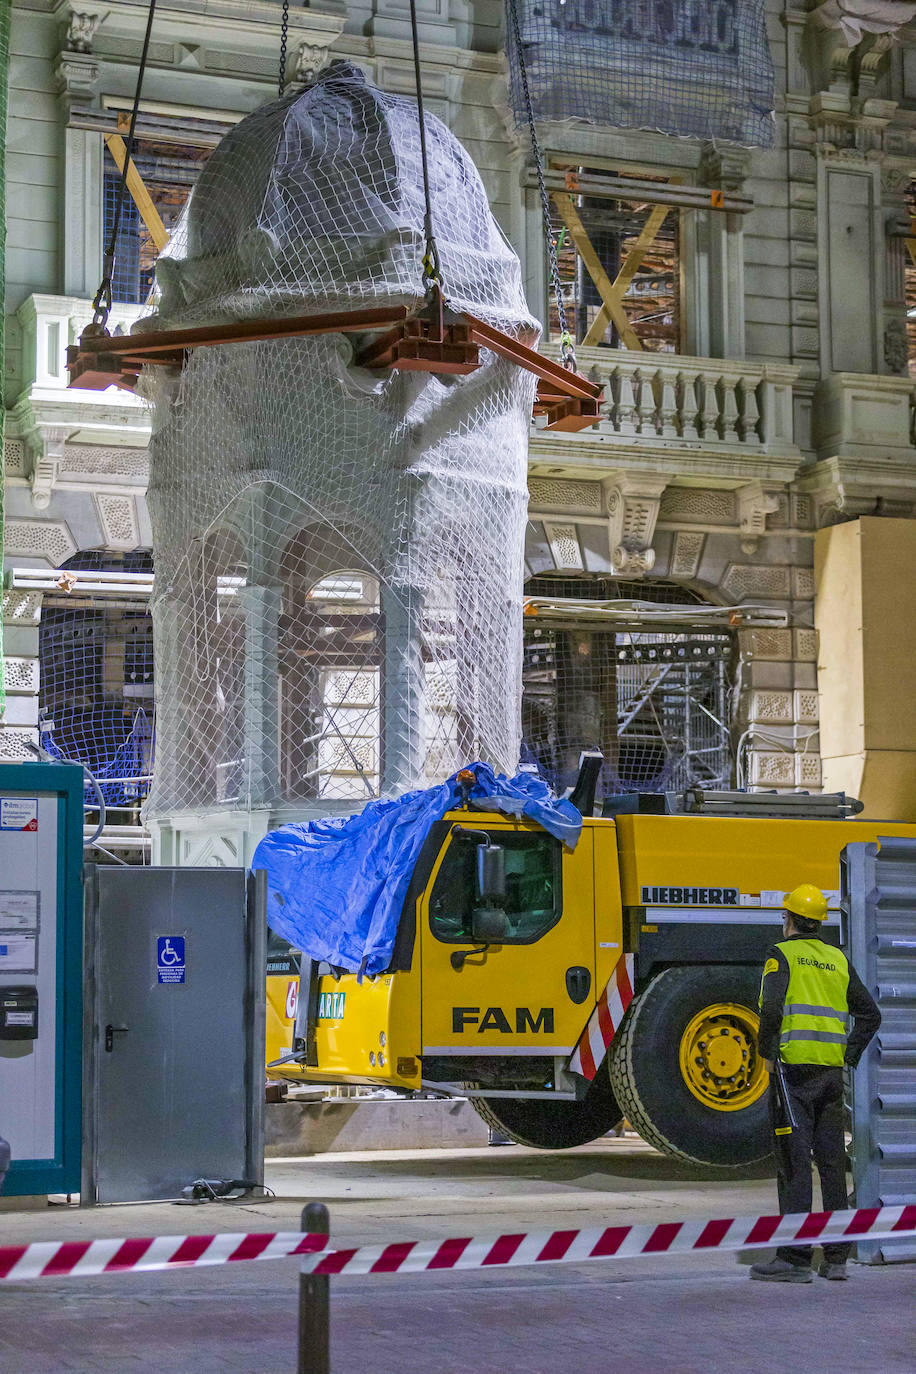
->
[37, 550, 155, 809]
[278, 524, 384, 802]
[521, 572, 735, 796]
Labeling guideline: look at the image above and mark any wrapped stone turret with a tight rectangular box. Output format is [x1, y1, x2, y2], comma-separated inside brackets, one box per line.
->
[142, 62, 537, 829]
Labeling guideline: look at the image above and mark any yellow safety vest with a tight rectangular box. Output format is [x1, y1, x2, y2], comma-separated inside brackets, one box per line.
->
[774, 938, 850, 1067]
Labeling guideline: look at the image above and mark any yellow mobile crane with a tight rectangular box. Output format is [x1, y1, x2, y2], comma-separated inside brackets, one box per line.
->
[265, 770, 915, 1167]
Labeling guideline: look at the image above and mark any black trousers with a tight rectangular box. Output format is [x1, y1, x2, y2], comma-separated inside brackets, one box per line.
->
[769, 1064, 850, 1266]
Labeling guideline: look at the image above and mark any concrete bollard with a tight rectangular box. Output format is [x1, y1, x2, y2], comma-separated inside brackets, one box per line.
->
[298, 1201, 331, 1374]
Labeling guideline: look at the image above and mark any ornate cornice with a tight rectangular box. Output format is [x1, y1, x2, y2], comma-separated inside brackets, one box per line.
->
[797, 455, 916, 527]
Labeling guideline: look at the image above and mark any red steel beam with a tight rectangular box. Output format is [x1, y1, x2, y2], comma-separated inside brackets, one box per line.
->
[68, 305, 412, 362]
[67, 304, 603, 430]
[463, 315, 602, 403]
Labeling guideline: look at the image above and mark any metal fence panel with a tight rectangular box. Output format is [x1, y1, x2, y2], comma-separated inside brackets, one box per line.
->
[843, 837, 916, 1263]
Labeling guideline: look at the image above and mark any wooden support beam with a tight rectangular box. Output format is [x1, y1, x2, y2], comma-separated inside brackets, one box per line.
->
[583, 202, 671, 347]
[551, 193, 642, 352]
[105, 134, 170, 253]
[529, 169, 752, 215]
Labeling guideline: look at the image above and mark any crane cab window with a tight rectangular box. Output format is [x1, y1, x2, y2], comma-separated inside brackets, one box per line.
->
[429, 831, 562, 945]
[266, 928, 300, 977]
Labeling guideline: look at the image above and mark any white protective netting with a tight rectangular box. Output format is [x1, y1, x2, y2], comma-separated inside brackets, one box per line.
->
[142, 62, 538, 819]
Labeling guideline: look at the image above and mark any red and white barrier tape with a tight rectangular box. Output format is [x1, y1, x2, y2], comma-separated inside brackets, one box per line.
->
[568, 953, 634, 1080]
[1, 1205, 913, 1283]
[302, 1204, 916, 1277]
[0, 1231, 329, 1283]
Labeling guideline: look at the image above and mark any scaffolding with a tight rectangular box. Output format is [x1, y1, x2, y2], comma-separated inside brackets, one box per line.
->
[521, 579, 735, 795]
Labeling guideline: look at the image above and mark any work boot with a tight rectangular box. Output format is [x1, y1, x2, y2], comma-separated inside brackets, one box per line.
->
[749, 1258, 813, 1283]
[818, 1261, 848, 1281]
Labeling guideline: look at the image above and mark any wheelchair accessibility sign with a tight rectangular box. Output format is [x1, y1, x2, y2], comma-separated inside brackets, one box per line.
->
[157, 935, 186, 984]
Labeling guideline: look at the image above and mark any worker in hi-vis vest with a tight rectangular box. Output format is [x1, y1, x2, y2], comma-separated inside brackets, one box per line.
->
[750, 884, 880, 1284]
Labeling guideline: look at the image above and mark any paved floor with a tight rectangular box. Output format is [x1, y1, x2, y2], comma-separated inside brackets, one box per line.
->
[0, 1139, 912, 1374]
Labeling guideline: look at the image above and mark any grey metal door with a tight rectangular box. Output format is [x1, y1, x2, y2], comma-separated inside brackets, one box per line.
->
[84, 866, 264, 1204]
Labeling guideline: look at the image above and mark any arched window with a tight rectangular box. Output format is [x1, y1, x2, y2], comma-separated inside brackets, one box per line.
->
[279, 544, 383, 801]
[38, 550, 154, 815]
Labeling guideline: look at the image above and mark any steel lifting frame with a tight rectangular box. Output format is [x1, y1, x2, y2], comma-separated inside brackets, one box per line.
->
[66, 290, 603, 433]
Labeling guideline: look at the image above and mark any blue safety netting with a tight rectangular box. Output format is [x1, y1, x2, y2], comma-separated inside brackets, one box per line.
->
[252, 762, 582, 976]
[37, 551, 155, 810]
[506, 0, 775, 148]
[39, 710, 153, 807]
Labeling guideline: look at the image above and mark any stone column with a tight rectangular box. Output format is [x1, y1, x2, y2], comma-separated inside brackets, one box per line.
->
[737, 622, 821, 793]
[0, 590, 42, 760]
[880, 168, 910, 377]
[699, 144, 750, 360]
[237, 487, 282, 810]
[54, 46, 102, 300]
[381, 584, 424, 795]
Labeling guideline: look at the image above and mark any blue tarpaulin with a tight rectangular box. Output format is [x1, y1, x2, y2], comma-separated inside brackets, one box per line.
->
[252, 763, 582, 976]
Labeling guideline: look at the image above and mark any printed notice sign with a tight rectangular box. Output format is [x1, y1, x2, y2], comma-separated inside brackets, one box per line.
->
[0, 932, 38, 973]
[0, 799, 38, 832]
[157, 935, 186, 984]
[0, 891, 39, 930]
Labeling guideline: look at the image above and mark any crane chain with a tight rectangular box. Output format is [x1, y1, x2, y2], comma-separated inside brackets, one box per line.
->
[279, 0, 290, 97]
[90, 0, 158, 331]
[505, 0, 576, 369]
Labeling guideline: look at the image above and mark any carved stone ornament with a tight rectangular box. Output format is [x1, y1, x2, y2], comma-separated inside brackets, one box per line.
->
[884, 317, 909, 374]
[881, 167, 912, 197]
[808, 90, 896, 158]
[295, 41, 332, 84]
[604, 474, 668, 579]
[811, 480, 915, 527]
[858, 31, 896, 93]
[699, 142, 752, 193]
[65, 11, 100, 53]
[54, 52, 100, 103]
[809, 0, 916, 48]
[29, 426, 70, 511]
[737, 481, 782, 554]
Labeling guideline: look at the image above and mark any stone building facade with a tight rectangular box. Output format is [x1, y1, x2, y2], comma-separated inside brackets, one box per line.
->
[4, 0, 916, 857]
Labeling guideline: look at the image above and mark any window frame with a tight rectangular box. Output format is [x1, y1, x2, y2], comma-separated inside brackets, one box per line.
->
[519, 132, 748, 360]
[427, 826, 564, 947]
[546, 157, 688, 356]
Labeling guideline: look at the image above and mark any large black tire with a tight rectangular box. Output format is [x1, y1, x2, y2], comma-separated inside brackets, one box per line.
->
[470, 1074, 622, 1149]
[608, 965, 771, 1169]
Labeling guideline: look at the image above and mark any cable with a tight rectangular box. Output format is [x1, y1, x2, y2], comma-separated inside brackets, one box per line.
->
[83, 768, 107, 847]
[25, 740, 107, 847]
[278, 0, 289, 98]
[734, 725, 819, 791]
[90, 0, 158, 332]
[408, 0, 441, 292]
[505, 0, 575, 369]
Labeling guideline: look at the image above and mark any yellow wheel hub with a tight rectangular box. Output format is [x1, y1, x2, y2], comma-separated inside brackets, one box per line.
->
[678, 1002, 767, 1112]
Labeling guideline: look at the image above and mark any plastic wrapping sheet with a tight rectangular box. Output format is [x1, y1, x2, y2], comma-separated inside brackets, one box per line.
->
[252, 762, 583, 975]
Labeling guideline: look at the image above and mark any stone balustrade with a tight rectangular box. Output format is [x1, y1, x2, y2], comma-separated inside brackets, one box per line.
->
[540, 342, 799, 459]
[16, 294, 149, 394]
[17, 302, 801, 464]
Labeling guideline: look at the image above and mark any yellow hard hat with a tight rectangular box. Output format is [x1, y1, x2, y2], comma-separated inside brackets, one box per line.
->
[783, 883, 828, 922]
